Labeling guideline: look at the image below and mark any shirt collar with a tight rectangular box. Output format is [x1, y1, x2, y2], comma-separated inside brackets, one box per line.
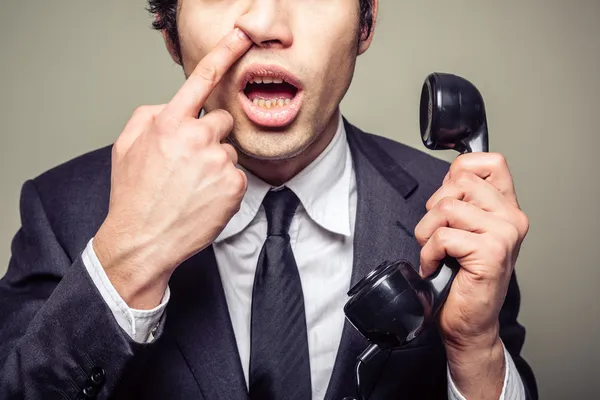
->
[214, 111, 352, 242]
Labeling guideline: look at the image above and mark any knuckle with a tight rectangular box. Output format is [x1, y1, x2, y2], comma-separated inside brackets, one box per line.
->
[221, 41, 236, 56]
[506, 223, 520, 245]
[213, 110, 234, 133]
[419, 245, 429, 259]
[112, 137, 126, 157]
[425, 196, 435, 211]
[208, 147, 229, 167]
[516, 209, 530, 236]
[193, 134, 212, 150]
[419, 248, 432, 269]
[414, 224, 426, 244]
[433, 227, 449, 244]
[437, 197, 457, 213]
[180, 120, 212, 149]
[111, 141, 121, 159]
[155, 113, 180, 133]
[131, 105, 146, 119]
[453, 172, 475, 187]
[133, 105, 152, 118]
[229, 170, 247, 194]
[216, 106, 234, 120]
[452, 154, 469, 171]
[490, 152, 508, 168]
[191, 126, 213, 148]
[195, 63, 218, 84]
[220, 109, 235, 127]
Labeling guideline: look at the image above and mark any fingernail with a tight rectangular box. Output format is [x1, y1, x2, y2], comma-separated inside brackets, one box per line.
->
[235, 28, 248, 41]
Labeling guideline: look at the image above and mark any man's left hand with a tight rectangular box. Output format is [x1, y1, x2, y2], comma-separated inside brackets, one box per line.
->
[415, 152, 530, 398]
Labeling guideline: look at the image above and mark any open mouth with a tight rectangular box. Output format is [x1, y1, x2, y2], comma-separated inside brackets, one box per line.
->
[243, 77, 299, 109]
[238, 65, 303, 128]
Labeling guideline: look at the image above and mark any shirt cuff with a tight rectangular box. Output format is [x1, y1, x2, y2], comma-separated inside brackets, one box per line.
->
[447, 341, 526, 400]
[81, 238, 170, 343]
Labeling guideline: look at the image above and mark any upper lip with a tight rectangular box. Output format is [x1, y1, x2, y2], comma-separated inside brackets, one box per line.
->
[238, 64, 303, 92]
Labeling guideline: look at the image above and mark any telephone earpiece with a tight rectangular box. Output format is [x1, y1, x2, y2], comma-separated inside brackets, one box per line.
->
[420, 72, 489, 153]
[342, 72, 489, 400]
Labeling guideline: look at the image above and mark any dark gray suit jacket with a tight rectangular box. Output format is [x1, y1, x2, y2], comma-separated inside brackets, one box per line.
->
[0, 120, 537, 399]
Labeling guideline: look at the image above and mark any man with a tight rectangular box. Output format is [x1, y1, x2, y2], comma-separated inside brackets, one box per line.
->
[0, 0, 537, 399]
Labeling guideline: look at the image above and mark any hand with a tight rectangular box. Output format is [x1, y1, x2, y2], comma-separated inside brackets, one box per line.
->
[414, 153, 530, 397]
[93, 28, 252, 309]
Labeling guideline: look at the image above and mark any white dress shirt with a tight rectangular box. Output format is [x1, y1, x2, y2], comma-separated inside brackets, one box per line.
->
[82, 111, 525, 399]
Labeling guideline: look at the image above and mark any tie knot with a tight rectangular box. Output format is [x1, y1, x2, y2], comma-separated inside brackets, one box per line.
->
[262, 187, 300, 236]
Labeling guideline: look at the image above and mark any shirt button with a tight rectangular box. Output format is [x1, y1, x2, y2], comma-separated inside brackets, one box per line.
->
[90, 367, 106, 385]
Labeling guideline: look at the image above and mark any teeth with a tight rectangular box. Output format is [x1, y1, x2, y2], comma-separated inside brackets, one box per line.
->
[249, 76, 286, 85]
[251, 98, 292, 109]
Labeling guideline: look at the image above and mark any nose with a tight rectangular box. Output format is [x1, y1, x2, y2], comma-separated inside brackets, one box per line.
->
[235, 1, 293, 49]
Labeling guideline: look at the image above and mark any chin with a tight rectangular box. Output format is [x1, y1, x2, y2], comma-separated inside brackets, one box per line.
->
[229, 126, 318, 162]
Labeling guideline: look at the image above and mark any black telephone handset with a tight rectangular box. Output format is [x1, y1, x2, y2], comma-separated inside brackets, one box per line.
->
[342, 73, 489, 400]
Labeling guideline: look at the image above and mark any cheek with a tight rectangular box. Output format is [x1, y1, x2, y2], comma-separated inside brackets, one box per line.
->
[301, 36, 358, 112]
[177, 2, 239, 75]
[291, 4, 360, 88]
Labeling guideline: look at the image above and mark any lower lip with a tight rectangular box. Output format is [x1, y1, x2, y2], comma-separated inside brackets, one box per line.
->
[239, 91, 303, 128]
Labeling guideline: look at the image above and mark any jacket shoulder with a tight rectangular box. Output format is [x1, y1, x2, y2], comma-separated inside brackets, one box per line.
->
[33, 145, 112, 192]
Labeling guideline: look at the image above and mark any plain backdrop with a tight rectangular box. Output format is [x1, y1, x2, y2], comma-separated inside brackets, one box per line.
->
[1, 1, 599, 398]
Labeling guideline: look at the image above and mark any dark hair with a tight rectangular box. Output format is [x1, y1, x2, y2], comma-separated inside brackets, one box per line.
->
[147, 0, 374, 61]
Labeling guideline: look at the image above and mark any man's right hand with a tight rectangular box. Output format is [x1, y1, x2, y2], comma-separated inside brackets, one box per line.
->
[93, 28, 253, 309]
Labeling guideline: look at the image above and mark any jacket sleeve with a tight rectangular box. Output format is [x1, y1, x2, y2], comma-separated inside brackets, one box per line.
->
[0, 179, 152, 400]
[497, 271, 539, 400]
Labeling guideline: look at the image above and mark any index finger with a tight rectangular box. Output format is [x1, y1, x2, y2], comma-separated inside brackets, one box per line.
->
[166, 28, 252, 119]
[449, 152, 518, 205]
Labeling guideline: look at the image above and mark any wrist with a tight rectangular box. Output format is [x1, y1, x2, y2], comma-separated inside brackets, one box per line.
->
[93, 223, 172, 310]
[444, 323, 501, 355]
[445, 330, 506, 399]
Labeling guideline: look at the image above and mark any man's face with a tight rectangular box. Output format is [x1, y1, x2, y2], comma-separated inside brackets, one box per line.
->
[171, 0, 374, 161]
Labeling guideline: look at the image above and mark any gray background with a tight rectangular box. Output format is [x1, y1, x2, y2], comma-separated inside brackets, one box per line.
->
[1, 1, 598, 398]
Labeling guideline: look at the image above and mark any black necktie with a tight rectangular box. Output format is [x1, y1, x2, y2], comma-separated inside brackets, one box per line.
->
[249, 187, 312, 400]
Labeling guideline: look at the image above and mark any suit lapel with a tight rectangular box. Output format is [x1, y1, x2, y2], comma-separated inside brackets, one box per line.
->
[167, 246, 248, 400]
[324, 120, 431, 400]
